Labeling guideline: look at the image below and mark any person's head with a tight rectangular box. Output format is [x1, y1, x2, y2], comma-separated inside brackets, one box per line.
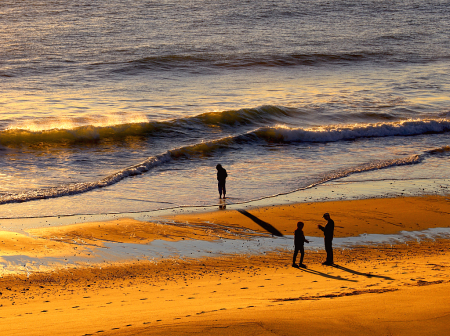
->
[216, 164, 222, 170]
[323, 213, 330, 220]
[297, 221, 304, 229]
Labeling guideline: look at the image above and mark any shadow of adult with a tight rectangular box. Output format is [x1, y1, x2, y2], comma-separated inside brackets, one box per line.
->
[237, 209, 283, 237]
[332, 264, 394, 281]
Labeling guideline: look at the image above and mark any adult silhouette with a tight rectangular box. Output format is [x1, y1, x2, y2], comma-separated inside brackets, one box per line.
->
[318, 213, 334, 265]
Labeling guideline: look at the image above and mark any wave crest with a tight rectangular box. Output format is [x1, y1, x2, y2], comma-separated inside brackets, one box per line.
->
[255, 119, 450, 143]
[0, 106, 294, 146]
[115, 51, 436, 74]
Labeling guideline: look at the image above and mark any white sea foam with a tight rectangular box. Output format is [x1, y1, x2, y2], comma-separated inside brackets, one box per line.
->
[257, 118, 450, 143]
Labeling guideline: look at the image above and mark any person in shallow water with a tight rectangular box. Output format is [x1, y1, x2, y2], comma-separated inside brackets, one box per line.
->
[318, 213, 335, 265]
[292, 221, 310, 268]
[216, 164, 228, 199]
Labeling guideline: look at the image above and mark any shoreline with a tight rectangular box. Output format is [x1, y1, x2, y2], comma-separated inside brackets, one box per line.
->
[1, 177, 448, 228]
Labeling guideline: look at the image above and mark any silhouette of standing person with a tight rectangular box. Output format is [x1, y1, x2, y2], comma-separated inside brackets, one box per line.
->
[292, 221, 309, 268]
[216, 164, 227, 199]
[318, 213, 334, 265]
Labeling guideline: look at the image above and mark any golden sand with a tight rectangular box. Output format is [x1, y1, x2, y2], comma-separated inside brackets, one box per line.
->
[26, 217, 253, 248]
[0, 231, 76, 257]
[0, 195, 449, 335]
[167, 195, 450, 237]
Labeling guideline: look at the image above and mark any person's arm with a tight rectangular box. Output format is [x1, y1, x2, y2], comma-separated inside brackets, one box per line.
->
[318, 225, 324, 232]
[305, 233, 310, 243]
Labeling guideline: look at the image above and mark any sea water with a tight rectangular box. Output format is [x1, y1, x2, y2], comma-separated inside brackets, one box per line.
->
[1, 0, 449, 219]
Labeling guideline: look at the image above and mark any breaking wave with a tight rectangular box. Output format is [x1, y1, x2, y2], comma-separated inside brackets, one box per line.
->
[0, 106, 293, 146]
[253, 119, 450, 143]
[1, 108, 448, 147]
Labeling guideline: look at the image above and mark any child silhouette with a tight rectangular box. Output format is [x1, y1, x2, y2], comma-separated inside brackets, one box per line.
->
[293, 221, 310, 268]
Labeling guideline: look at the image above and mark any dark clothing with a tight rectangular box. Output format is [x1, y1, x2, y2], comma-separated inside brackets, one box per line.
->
[294, 229, 307, 247]
[320, 218, 334, 240]
[217, 167, 227, 183]
[319, 218, 335, 264]
[293, 228, 307, 265]
[218, 181, 226, 197]
[293, 245, 305, 265]
[324, 239, 333, 264]
[217, 166, 227, 197]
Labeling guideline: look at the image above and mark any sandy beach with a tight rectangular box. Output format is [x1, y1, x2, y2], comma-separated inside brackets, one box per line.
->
[0, 195, 449, 335]
[3, 1, 450, 335]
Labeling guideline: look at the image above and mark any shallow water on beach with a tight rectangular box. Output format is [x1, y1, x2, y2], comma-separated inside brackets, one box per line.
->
[2, 226, 450, 275]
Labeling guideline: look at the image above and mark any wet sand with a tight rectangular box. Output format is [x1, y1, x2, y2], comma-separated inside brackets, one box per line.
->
[166, 195, 450, 237]
[0, 195, 449, 335]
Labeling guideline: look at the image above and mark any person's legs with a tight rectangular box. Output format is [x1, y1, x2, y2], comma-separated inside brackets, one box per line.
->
[292, 248, 299, 266]
[299, 246, 305, 266]
[222, 182, 226, 198]
[218, 182, 223, 198]
[325, 239, 333, 264]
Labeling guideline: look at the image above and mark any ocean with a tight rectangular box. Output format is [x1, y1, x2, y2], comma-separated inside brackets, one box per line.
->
[1, 0, 449, 219]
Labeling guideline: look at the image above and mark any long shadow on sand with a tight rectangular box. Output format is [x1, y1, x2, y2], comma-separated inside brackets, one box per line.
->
[237, 209, 283, 237]
[332, 264, 394, 281]
[295, 266, 358, 282]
